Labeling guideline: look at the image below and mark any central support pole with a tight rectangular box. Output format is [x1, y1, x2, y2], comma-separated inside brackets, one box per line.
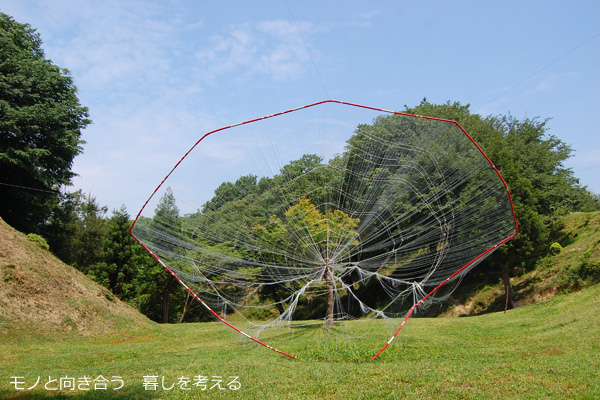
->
[325, 260, 334, 327]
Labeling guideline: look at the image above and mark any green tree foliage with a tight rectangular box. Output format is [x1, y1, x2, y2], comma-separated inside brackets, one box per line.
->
[255, 197, 359, 259]
[40, 187, 205, 324]
[0, 13, 91, 233]
[71, 194, 108, 274]
[342, 113, 463, 258]
[254, 197, 359, 325]
[46, 194, 163, 314]
[137, 187, 187, 323]
[41, 191, 108, 272]
[88, 206, 140, 301]
[403, 99, 599, 301]
[273, 154, 344, 208]
[41, 190, 82, 262]
[201, 174, 259, 213]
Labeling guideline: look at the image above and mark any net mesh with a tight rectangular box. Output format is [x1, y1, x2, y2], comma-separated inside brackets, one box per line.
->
[131, 100, 517, 359]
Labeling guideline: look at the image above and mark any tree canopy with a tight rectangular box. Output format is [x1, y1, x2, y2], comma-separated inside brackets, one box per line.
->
[404, 100, 597, 262]
[0, 13, 90, 233]
[21, 97, 598, 325]
[172, 100, 598, 318]
[402, 100, 599, 307]
[254, 197, 360, 324]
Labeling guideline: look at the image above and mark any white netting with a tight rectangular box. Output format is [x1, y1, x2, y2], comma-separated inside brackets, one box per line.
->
[131, 100, 516, 358]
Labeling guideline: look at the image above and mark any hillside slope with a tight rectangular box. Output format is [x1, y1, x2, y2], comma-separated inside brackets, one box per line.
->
[444, 211, 600, 316]
[0, 217, 154, 337]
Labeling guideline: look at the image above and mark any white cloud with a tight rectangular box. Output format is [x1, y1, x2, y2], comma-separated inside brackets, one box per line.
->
[196, 24, 258, 79]
[21, 0, 204, 102]
[346, 10, 380, 27]
[194, 19, 316, 83]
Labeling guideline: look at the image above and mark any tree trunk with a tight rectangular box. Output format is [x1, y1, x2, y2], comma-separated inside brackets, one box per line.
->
[178, 291, 191, 323]
[275, 302, 285, 315]
[325, 263, 334, 327]
[162, 292, 170, 323]
[501, 264, 515, 312]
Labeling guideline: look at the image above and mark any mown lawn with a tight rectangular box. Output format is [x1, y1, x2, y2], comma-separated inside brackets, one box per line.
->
[1, 283, 599, 399]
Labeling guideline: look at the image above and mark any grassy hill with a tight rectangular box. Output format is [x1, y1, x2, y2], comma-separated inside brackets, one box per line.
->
[0, 214, 599, 398]
[0, 217, 154, 338]
[443, 211, 600, 316]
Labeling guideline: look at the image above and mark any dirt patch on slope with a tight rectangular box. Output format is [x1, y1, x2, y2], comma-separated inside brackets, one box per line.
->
[0, 217, 154, 337]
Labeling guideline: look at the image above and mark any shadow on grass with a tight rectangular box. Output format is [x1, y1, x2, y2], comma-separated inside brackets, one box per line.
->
[0, 386, 158, 399]
[252, 320, 366, 343]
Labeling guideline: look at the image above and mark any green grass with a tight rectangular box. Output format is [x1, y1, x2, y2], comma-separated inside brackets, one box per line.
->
[2, 284, 599, 399]
[442, 211, 600, 317]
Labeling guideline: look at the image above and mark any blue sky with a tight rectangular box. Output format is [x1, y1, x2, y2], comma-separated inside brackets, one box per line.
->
[2, 0, 599, 215]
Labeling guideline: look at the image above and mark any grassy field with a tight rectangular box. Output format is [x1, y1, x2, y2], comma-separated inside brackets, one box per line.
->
[1, 283, 599, 399]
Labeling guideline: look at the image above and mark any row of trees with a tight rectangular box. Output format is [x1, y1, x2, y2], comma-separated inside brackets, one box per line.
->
[2, 12, 598, 323]
[31, 102, 598, 323]
[133, 103, 599, 323]
[37, 190, 204, 323]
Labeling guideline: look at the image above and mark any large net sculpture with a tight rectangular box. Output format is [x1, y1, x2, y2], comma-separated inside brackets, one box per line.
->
[131, 100, 518, 359]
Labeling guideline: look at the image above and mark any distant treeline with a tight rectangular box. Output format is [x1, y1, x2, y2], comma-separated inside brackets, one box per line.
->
[32, 101, 599, 323]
